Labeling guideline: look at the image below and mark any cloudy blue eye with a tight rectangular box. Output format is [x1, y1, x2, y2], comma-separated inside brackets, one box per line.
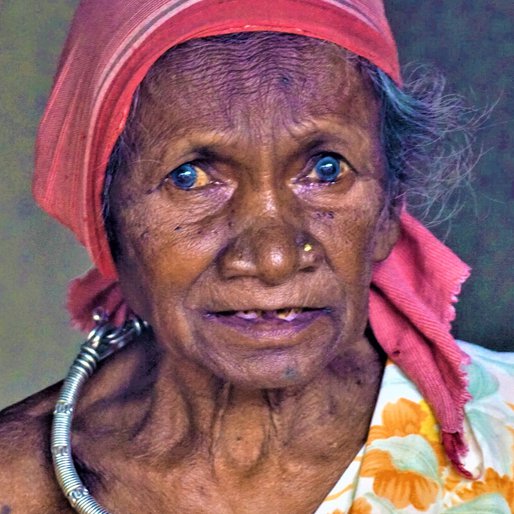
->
[167, 163, 210, 190]
[311, 155, 343, 182]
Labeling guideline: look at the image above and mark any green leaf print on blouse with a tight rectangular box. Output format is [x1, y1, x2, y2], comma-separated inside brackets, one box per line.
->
[465, 360, 514, 475]
[370, 435, 440, 483]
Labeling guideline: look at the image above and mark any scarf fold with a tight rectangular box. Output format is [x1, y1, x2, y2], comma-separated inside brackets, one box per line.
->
[34, 0, 475, 477]
[369, 211, 473, 478]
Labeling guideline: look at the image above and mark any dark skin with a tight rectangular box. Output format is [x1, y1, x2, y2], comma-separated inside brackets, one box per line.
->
[0, 35, 399, 512]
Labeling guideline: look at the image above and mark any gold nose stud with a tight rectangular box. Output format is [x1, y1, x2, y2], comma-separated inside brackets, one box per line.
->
[303, 243, 313, 253]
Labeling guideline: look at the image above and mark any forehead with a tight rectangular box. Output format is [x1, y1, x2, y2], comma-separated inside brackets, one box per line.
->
[130, 33, 379, 145]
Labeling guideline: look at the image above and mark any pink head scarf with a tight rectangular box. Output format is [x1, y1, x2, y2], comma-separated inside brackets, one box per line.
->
[33, 0, 473, 477]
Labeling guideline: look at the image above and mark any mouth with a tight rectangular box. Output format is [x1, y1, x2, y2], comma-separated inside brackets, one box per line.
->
[200, 306, 333, 349]
[209, 307, 327, 322]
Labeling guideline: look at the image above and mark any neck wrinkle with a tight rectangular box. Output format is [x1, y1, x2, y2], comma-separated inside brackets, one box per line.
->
[121, 334, 384, 474]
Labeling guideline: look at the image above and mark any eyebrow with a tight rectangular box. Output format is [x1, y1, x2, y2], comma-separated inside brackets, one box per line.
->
[292, 136, 337, 154]
[192, 145, 233, 161]
[187, 126, 349, 151]
[180, 144, 244, 170]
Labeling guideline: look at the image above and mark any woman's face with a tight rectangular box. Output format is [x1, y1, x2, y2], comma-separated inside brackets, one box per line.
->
[110, 36, 399, 388]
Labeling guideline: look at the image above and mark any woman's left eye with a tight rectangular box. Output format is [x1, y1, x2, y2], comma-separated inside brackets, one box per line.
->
[166, 163, 210, 190]
[306, 155, 349, 183]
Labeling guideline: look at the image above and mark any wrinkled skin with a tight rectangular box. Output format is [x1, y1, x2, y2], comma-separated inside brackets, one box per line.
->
[0, 35, 399, 513]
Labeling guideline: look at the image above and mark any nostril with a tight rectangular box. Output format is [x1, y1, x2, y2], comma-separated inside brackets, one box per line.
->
[217, 243, 258, 279]
[218, 225, 322, 283]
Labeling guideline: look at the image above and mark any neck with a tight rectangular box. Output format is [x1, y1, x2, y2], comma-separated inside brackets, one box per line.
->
[76, 331, 385, 479]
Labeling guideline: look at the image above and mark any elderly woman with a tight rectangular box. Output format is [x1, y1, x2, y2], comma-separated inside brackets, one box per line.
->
[1, 1, 513, 513]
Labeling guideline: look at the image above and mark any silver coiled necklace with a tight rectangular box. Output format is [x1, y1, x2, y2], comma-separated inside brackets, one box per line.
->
[51, 312, 147, 514]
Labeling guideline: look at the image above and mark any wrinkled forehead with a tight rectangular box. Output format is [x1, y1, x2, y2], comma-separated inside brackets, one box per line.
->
[129, 33, 379, 141]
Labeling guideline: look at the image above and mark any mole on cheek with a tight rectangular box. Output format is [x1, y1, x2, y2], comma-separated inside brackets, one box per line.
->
[284, 367, 298, 380]
[315, 210, 336, 220]
[139, 229, 150, 240]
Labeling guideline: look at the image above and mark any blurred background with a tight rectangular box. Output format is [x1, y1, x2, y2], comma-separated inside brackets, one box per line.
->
[1, 1, 512, 409]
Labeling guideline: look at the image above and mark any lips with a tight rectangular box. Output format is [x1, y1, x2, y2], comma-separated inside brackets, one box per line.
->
[215, 307, 315, 322]
[199, 306, 333, 349]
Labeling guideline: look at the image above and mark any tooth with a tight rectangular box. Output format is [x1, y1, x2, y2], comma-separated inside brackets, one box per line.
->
[235, 310, 261, 320]
[276, 308, 302, 321]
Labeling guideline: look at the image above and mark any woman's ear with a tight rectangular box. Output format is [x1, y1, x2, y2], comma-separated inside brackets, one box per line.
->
[372, 202, 401, 262]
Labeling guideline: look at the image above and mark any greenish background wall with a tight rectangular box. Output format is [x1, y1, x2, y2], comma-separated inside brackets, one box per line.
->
[1, 1, 512, 409]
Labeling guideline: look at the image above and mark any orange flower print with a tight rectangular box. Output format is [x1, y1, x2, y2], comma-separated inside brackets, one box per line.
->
[457, 468, 514, 511]
[348, 497, 372, 514]
[443, 463, 469, 493]
[368, 398, 432, 441]
[368, 398, 446, 468]
[360, 448, 439, 511]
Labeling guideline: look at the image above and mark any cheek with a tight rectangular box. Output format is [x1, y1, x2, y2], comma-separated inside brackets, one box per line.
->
[317, 212, 375, 327]
[309, 182, 384, 284]
[312, 204, 379, 339]
[114, 197, 228, 317]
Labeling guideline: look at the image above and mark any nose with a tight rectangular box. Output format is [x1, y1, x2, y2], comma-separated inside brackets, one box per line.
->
[218, 222, 322, 285]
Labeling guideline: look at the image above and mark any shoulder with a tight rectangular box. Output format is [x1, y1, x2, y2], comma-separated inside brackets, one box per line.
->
[458, 339, 514, 365]
[457, 341, 514, 484]
[0, 384, 72, 511]
[458, 340, 514, 403]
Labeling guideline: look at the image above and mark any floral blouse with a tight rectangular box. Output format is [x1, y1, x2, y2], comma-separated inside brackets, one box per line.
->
[317, 341, 514, 514]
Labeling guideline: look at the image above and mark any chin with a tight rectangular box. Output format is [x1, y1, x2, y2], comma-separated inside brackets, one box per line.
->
[192, 334, 343, 390]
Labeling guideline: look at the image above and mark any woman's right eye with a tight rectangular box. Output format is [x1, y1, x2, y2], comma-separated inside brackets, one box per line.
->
[166, 163, 211, 190]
